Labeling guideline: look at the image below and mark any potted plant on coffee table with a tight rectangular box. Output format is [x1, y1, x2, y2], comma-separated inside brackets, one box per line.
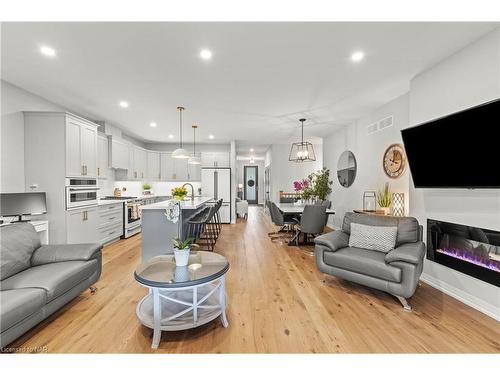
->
[172, 238, 199, 267]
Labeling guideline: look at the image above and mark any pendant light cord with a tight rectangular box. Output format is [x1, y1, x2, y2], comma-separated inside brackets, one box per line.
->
[177, 106, 185, 149]
[193, 126, 196, 155]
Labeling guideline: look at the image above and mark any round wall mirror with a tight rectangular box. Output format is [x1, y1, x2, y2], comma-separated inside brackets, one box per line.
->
[337, 151, 357, 188]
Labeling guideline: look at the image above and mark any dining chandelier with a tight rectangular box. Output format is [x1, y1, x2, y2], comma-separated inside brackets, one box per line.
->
[288, 118, 316, 162]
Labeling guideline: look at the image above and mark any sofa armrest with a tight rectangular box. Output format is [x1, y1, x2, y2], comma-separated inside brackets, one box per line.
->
[385, 242, 425, 265]
[31, 243, 102, 266]
[314, 231, 349, 252]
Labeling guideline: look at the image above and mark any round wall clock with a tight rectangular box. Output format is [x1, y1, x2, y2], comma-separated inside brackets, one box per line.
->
[383, 143, 406, 179]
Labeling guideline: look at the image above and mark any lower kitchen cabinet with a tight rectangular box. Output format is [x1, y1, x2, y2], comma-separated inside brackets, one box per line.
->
[98, 203, 124, 245]
[66, 207, 99, 244]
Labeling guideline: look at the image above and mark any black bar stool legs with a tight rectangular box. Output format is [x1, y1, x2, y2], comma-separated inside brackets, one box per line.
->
[185, 200, 223, 252]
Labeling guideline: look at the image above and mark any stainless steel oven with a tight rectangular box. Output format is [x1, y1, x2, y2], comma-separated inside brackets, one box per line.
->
[124, 199, 142, 238]
[65, 178, 99, 210]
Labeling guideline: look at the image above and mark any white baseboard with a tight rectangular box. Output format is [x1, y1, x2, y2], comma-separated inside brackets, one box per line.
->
[420, 273, 500, 321]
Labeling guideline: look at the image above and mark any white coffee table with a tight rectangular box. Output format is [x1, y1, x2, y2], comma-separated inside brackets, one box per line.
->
[134, 251, 229, 349]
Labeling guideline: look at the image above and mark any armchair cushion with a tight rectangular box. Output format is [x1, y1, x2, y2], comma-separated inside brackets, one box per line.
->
[31, 243, 102, 266]
[314, 230, 349, 252]
[385, 242, 426, 265]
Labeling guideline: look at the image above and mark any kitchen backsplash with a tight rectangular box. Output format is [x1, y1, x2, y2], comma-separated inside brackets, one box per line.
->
[110, 181, 202, 198]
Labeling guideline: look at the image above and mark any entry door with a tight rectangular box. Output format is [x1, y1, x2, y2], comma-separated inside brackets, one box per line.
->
[244, 166, 258, 204]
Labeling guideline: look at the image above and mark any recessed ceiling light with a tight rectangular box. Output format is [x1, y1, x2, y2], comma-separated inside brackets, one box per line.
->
[200, 49, 213, 60]
[350, 50, 365, 63]
[168, 134, 174, 139]
[150, 122, 157, 128]
[208, 134, 215, 140]
[40, 45, 56, 57]
[119, 101, 129, 108]
[250, 148, 254, 152]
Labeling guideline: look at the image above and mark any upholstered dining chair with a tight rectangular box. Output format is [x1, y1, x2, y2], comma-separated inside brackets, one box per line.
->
[293, 205, 327, 246]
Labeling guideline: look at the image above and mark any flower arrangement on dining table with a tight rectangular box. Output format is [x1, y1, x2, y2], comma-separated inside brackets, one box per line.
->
[171, 186, 188, 200]
[292, 168, 333, 202]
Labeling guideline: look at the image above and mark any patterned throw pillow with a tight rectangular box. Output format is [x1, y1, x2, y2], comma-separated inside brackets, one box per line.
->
[348, 223, 398, 253]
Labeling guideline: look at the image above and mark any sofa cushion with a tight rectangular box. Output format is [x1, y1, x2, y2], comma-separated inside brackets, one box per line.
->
[0, 288, 46, 332]
[0, 260, 97, 302]
[0, 223, 41, 281]
[343, 212, 420, 246]
[31, 243, 102, 266]
[349, 223, 397, 253]
[323, 247, 402, 282]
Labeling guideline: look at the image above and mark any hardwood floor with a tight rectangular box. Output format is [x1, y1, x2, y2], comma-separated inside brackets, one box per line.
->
[10, 206, 500, 353]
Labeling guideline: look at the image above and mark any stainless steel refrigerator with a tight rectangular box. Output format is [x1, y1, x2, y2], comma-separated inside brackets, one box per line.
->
[201, 167, 231, 223]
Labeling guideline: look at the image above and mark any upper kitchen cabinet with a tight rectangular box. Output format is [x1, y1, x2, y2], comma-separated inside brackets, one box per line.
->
[160, 152, 175, 180]
[146, 151, 160, 180]
[65, 115, 98, 177]
[133, 146, 148, 179]
[201, 152, 230, 168]
[187, 162, 201, 181]
[109, 136, 130, 170]
[97, 134, 109, 179]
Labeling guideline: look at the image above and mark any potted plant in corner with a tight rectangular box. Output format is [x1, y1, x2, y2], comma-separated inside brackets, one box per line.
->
[172, 238, 199, 267]
[376, 182, 392, 215]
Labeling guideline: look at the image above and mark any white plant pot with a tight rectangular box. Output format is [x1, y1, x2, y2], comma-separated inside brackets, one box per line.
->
[174, 248, 190, 267]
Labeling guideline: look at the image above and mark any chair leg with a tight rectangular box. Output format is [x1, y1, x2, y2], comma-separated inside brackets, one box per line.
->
[394, 295, 412, 311]
[89, 286, 97, 294]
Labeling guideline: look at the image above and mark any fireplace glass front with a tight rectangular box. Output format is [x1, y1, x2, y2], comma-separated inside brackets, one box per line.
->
[427, 219, 500, 287]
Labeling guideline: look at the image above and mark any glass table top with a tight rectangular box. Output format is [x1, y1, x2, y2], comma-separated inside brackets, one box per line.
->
[134, 251, 229, 288]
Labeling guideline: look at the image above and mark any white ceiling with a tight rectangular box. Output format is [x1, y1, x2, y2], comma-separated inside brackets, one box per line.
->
[1, 22, 498, 154]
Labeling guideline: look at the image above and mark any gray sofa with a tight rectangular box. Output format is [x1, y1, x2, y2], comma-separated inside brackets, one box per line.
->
[314, 212, 425, 310]
[0, 223, 102, 347]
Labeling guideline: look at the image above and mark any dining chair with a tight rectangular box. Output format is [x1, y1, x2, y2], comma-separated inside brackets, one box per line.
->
[293, 205, 327, 246]
[268, 202, 297, 239]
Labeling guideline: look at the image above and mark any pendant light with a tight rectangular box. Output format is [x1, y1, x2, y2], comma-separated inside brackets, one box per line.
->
[188, 124, 201, 165]
[172, 106, 190, 159]
[289, 118, 316, 162]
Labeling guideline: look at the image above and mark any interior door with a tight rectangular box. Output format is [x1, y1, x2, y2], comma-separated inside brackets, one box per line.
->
[244, 166, 258, 204]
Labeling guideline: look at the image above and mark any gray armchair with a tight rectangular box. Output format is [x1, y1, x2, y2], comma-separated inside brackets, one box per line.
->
[0, 223, 102, 347]
[314, 212, 425, 310]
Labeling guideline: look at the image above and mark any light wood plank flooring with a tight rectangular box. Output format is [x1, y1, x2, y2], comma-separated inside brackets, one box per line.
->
[10, 206, 500, 353]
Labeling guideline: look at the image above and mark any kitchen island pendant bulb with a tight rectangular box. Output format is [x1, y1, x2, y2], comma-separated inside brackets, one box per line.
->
[173, 106, 188, 159]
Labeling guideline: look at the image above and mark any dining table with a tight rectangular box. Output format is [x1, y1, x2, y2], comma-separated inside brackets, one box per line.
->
[274, 202, 336, 215]
[273, 202, 335, 246]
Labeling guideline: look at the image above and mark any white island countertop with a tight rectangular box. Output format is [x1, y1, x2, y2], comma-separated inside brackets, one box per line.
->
[141, 196, 214, 211]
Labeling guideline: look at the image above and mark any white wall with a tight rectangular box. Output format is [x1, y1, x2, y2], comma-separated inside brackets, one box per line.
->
[408, 28, 500, 320]
[323, 93, 410, 228]
[268, 142, 323, 202]
[0, 80, 64, 192]
[236, 159, 265, 204]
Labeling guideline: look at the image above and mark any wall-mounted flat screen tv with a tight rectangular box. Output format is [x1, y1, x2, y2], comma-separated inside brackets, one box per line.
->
[401, 98, 500, 189]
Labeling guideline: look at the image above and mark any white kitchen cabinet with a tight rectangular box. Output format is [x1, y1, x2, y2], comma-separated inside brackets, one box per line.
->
[65, 116, 98, 177]
[160, 152, 175, 180]
[147, 151, 161, 180]
[66, 206, 99, 244]
[201, 152, 230, 168]
[174, 157, 188, 180]
[97, 134, 109, 179]
[187, 162, 201, 181]
[110, 137, 129, 170]
[133, 146, 148, 179]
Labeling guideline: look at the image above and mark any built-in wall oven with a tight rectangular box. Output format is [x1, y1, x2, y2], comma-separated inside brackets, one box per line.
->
[65, 178, 99, 210]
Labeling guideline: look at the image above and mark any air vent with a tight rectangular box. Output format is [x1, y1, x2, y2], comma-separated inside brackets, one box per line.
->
[367, 122, 378, 134]
[378, 116, 394, 130]
[367, 115, 394, 135]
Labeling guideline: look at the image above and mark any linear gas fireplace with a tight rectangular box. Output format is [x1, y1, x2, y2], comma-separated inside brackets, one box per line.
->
[427, 219, 500, 287]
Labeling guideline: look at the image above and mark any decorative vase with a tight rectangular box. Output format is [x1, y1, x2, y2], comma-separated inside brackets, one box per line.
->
[174, 265, 190, 282]
[380, 207, 390, 215]
[174, 247, 190, 266]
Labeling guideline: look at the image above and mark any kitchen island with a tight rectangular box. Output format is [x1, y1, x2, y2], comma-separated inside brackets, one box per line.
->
[140, 196, 214, 261]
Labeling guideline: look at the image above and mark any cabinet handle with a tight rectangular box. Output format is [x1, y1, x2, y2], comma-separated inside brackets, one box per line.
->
[134, 171, 137, 179]
[97, 167, 100, 176]
[141, 172, 144, 178]
[81, 165, 85, 175]
[109, 217, 115, 220]
[84, 165, 87, 176]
